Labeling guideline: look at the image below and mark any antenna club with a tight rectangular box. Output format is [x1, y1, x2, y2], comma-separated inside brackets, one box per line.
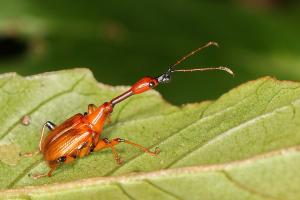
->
[219, 66, 235, 76]
[208, 41, 219, 48]
[172, 66, 235, 77]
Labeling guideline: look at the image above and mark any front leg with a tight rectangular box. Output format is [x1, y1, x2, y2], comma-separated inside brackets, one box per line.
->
[93, 138, 159, 164]
[88, 104, 97, 114]
[84, 104, 98, 116]
[85, 104, 112, 125]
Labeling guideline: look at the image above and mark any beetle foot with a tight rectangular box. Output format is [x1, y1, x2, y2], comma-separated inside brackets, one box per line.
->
[19, 151, 39, 157]
[153, 147, 160, 155]
[116, 157, 124, 165]
[29, 172, 48, 179]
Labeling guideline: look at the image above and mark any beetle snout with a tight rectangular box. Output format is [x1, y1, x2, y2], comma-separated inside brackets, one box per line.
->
[131, 76, 158, 94]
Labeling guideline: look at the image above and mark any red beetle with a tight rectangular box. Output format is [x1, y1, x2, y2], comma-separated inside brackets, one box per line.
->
[33, 42, 233, 178]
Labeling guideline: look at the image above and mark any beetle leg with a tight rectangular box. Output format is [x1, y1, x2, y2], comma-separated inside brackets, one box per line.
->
[93, 138, 122, 164]
[45, 121, 56, 130]
[75, 141, 91, 158]
[32, 155, 77, 179]
[19, 151, 39, 157]
[21, 121, 56, 157]
[84, 104, 97, 116]
[88, 104, 97, 114]
[86, 104, 113, 124]
[32, 161, 58, 179]
[60, 155, 75, 164]
[112, 138, 160, 156]
[78, 146, 90, 158]
[39, 121, 56, 151]
[32, 173, 48, 179]
[94, 138, 159, 164]
[111, 145, 122, 164]
[47, 165, 57, 177]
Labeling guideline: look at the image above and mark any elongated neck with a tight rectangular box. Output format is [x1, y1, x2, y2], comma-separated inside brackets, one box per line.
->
[110, 90, 133, 106]
[86, 89, 134, 132]
[87, 89, 134, 132]
[87, 76, 158, 132]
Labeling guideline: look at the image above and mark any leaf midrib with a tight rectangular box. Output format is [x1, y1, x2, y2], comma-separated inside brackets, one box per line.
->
[2, 145, 299, 195]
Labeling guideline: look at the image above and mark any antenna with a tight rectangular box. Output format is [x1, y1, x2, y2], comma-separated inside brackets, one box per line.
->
[171, 41, 219, 69]
[171, 66, 234, 76]
[156, 41, 234, 84]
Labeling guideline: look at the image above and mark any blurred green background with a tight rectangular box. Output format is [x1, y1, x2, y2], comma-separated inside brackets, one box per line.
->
[0, 0, 300, 104]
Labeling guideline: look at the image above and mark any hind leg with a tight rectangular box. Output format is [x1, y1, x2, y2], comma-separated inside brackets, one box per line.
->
[32, 161, 58, 179]
[31, 155, 75, 179]
[20, 121, 56, 157]
[39, 121, 56, 151]
[94, 138, 159, 164]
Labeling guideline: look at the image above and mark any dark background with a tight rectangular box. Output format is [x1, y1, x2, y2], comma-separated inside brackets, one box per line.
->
[0, 0, 299, 104]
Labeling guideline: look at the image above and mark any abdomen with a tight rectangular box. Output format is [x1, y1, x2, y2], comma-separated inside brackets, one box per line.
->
[43, 127, 92, 162]
[41, 113, 84, 153]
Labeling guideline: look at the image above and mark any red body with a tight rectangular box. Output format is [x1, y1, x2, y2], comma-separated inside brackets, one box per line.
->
[42, 104, 112, 162]
[39, 77, 159, 177]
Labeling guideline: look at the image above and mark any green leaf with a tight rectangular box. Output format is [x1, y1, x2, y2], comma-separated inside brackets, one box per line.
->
[0, 69, 300, 199]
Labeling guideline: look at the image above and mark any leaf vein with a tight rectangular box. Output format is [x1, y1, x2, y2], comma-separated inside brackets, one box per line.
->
[144, 179, 183, 200]
[167, 98, 300, 167]
[105, 93, 253, 176]
[116, 183, 136, 200]
[0, 75, 86, 141]
[7, 157, 43, 188]
[220, 170, 281, 200]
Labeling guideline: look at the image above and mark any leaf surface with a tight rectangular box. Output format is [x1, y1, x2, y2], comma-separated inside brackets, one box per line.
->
[0, 69, 300, 199]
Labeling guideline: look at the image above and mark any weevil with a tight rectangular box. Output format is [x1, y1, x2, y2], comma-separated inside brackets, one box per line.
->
[33, 41, 234, 178]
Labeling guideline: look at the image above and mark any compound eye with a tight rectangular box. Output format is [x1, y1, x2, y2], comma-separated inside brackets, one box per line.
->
[149, 81, 155, 88]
